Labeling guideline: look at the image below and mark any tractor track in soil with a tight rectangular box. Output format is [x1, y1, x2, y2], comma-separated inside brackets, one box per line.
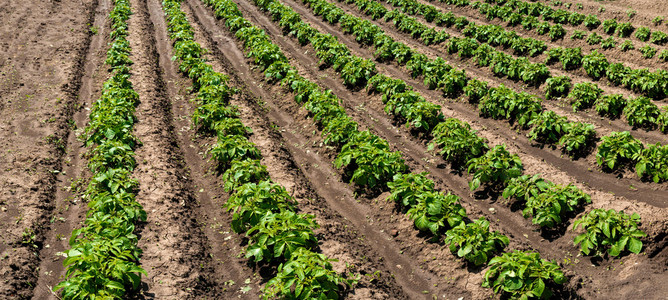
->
[0, 0, 97, 298]
[188, 0, 668, 298]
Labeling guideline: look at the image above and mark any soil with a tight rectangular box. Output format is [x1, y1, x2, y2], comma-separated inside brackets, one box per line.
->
[1, 0, 665, 299]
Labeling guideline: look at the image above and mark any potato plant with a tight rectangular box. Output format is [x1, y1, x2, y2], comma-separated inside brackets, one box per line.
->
[483, 251, 566, 300]
[444, 218, 509, 265]
[573, 209, 646, 257]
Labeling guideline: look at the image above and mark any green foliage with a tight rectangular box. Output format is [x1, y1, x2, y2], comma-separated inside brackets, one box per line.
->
[444, 218, 509, 266]
[634, 143, 668, 182]
[428, 118, 489, 167]
[463, 79, 489, 102]
[527, 110, 569, 145]
[209, 135, 262, 167]
[263, 248, 352, 299]
[548, 24, 566, 40]
[544, 76, 571, 99]
[602, 19, 617, 34]
[522, 183, 591, 228]
[559, 47, 582, 70]
[639, 45, 657, 59]
[595, 94, 627, 118]
[583, 14, 600, 29]
[569, 82, 603, 111]
[245, 211, 318, 262]
[601, 36, 617, 49]
[467, 144, 523, 191]
[225, 180, 296, 233]
[596, 131, 643, 171]
[586, 32, 602, 45]
[623, 97, 660, 128]
[502, 174, 552, 204]
[222, 159, 269, 192]
[483, 251, 566, 300]
[582, 50, 609, 79]
[616, 22, 634, 37]
[635, 27, 651, 42]
[406, 191, 467, 235]
[659, 49, 668, 62]
[619, 40, 635, 52]
[334, 131, 408, 189]
[573, 209, 646, 257]
[479, 85, 543, 128]
[650, 31, 668, 45]
[570, 30, 585, 40]
[387, 172, 435, 207]
[558, 122, 596, 154]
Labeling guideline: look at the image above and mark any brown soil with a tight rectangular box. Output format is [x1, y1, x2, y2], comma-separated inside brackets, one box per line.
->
[0, 0, 96, 298]
[2, 0, 666, 299]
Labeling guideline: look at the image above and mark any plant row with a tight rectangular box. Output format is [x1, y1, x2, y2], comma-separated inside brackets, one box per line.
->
[293, 0, 668, 183]
[375, 0, 668, 100]
[452, 0, 668, 55]
[161, 1, 356, 298]
[334, 0, 668, 136]
[55, 1, 147, 299]
[205, 0, 648, 297]
[202, 0, 571, 298]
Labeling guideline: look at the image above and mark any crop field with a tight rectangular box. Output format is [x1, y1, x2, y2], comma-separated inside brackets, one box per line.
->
[0, 0, 667, 299]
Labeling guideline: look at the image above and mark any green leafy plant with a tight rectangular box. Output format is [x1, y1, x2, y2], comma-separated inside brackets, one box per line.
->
[559, 47, 582, 70]
[623, 97, 660, 128]
[650, 31, 668, 45]
[573, 209, 646, 257]
[406, 191, 467, 235]
[262, 248, 353, 299]
[558, 122, 596, 154]
[582, 50, 609, 79]
[225, 180, 296, 233]
[595, 94, 628, 118]
[222, 159, 269, 192]
[548, 24, 566, 40]
[569, 82, 603, 111]
[208, 135, 262, 168]
[596, 131, 643, 171]
[245, 211, 319, 262]
[652, 16, 664, 26]
[502, 174, 553, 204]
[483, 251, 566, 299]
[583, 14, 600, 29]
[602, 19, 617, 34]
[528, 111, 568, 144]
[544, 76, 571, 99]
[570, 30, 585, 40]
[387, 172, 435, 207]
[586, 32, 602, 45]
[522, 184, 591, 228]
[444, 218, 509, 266]
[428, 118, 489, 167]
[619, 40, 635, 51]
[467, 144, 523, 191]
[616, 22, 634, 37]
[635, 27, 651, 42]
[334, 131, 408, 189]
[659, 49, 668, 62]
[601, 36, 617, 49]
[634, 143, 668, 182]
[639, 45, 657, 58]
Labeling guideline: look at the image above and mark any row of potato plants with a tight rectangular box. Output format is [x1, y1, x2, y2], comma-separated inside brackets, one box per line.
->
[55, 1, 147, 299]
[292, 0, 668, 183]
[201, 0, 571, 298]
[338, 0, 553, 87]
[456, 0, 668, 54]
[269, 0, 653, 240]
[434, 0, 668, 99]
[520, 0, 668, 45]
[365, 0, 668, 119]
[161, 0, 356, 298]
[205, 0, 648, 298]
[268, 0, 652, 264]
